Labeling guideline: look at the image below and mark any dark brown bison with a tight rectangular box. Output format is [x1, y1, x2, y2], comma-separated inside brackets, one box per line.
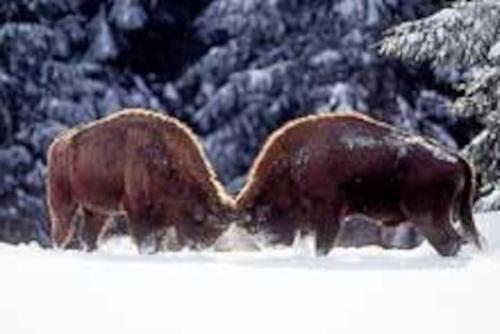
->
[46, 109, 235, 252]
[236, 112, 482, 256]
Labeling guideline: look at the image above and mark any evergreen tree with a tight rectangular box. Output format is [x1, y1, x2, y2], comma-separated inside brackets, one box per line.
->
[0, 0, 464, 245]
[380, 0, 500, 202]
[0, 0, 208, 244]
[176, 0, 454, 187]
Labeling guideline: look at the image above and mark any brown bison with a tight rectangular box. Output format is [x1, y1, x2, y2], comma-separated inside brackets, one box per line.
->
[236, 112, 482, 256]
[46, 109, 235, 252]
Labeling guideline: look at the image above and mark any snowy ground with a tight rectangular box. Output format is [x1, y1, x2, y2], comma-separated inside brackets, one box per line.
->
[1, 213, 499, 334]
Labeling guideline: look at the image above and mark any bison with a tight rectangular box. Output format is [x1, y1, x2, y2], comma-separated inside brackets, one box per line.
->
[46, 109, 235, 252]
[236, 112, 482, 256]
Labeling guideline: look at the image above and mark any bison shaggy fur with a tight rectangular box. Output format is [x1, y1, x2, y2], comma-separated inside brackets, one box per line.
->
[236, 112, 482, 256]
[46, 109, 235, 252]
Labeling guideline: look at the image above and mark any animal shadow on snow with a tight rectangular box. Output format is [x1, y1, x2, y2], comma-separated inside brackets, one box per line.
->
[67, 241, 481, 272]
[66, 214, 500, 271]
[230, 247, 477, 271]
[233, 221, 495, 271]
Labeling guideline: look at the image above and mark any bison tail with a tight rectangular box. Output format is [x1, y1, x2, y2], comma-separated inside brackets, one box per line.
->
[458, 158, 482, 250]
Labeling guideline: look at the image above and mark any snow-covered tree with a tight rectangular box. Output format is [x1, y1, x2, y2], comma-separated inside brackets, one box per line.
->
[0, 0, 462, 246]
[176, 0, 455, 187]
[380, 0, 500, 198]
[0, 0, 208, 244]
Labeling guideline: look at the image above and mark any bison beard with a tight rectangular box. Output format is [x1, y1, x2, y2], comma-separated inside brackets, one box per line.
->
[46, 109, 235, 253]
[236, 112, 482, 257]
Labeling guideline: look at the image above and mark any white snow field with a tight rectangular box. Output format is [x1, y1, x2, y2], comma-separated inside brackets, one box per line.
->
[1, 213, 499, 334]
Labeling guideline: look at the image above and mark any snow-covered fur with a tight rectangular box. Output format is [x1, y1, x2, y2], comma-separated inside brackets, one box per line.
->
[46, 109, 235, 252]
[236, 111, 481, 256]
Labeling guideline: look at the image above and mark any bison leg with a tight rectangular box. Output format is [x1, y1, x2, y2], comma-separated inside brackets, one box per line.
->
[149, 211, 171, 252]
[412, 215, 462, 257]
[314, 204, 344, 256]
[127, 215, 154, 254]
[123, 200, 155, 254]
[269, 210, 298, 247]
[123, 167, 156, 253]
[173, 224, 190, 250]
[47, 167, 78, 248]
[150, 226, 167, 253]
[49, 197, 78, 249]
[162, 226, 183, 251]
[405, 193, 462, 256]
[81, 209, 108, 252]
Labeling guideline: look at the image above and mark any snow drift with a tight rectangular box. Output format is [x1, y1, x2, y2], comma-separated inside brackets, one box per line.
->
[0, 212, 499, 334]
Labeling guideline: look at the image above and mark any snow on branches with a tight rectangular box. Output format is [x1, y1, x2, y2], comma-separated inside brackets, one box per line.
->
[380, 1, 500, 67]
[380, 0, 500, 196]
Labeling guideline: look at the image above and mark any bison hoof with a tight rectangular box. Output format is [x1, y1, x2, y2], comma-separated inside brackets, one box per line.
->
[436, 240, 461, 257]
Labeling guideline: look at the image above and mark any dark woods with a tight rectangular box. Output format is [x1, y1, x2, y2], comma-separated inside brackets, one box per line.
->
[0, 1, 479, 247]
